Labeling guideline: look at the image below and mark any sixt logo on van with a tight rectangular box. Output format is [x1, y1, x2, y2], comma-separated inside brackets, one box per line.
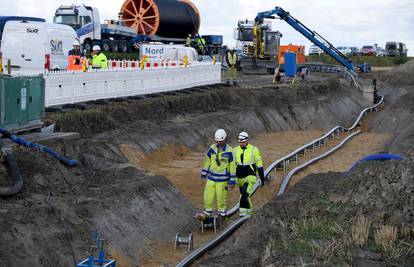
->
[50, 39, 63, 54]
[144, 47, 164, 55]
[27, 28, 39, 33]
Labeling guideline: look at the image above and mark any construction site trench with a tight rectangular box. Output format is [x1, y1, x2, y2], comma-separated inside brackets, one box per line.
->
[1, 65, 414, 266]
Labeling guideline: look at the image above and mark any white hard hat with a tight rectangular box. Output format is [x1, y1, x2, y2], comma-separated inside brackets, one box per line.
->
[92, 45, 101, 51]
[73, 40, 80, 46]
[214, 129, 227, 142]
[238, 132, 249, 142]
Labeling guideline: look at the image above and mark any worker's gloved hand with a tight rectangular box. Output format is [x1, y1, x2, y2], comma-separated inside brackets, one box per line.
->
[260, 177, 265, 187]
[228, 180, 235, 188]
[258, 167, 265, 187]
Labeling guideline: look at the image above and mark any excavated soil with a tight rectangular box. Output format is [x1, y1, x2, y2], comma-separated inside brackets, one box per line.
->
[198, 150, 414, 267]
[378, 60, 414, 86]
[197, 61, 414, 266]
[128, 130, 388, 266]
[0, 69, 407, 267]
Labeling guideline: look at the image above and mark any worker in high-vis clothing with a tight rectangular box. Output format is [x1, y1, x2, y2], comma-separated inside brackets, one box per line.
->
[197, 36, 206, 54]
[201, 129, 236, 217]
[185, 34, 192, 47]
[91, 45, 108, 69]
[234, 131, 265, 217]
[67, 40, 83, 71]
[226, 47, 239, 85]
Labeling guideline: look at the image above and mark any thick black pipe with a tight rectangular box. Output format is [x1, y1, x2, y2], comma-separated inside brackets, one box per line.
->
[154, 0, 200, 38]
[0, 140, 23, 197]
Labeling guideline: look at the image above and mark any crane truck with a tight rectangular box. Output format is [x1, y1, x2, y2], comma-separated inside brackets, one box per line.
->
[253, 6, 357, 77]
[234, 5, 363, 88]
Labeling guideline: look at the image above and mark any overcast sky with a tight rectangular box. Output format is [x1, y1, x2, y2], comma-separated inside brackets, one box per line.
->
[2, 0, 413, 55]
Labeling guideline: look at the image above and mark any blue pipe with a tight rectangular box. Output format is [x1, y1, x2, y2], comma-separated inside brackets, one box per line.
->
[0, 127, 78, 167]
[349, 153, 403, 172]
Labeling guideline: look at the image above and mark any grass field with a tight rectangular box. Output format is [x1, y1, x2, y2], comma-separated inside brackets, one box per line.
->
[306, 54, 412, 67]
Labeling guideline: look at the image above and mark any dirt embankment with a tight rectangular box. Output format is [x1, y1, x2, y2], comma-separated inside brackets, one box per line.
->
[378, 59, 414, 86]
[0, 77, 370, 266]
[369, 60, 414, 154]
[199, 151, 414, 267]
[49, 77, 366, 139]
[197, 62, 414, 267]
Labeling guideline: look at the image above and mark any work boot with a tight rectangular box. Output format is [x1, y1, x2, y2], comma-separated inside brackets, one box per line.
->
[203, 209, 213, 217]
[233, 79, 238, 86]
[218, 210, 227, 218]
[226, 80, 230, 86]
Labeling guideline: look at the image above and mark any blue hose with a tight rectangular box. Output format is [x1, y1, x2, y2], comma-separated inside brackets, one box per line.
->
[349, 153, 403, 172]
[0, 127, 78, 167]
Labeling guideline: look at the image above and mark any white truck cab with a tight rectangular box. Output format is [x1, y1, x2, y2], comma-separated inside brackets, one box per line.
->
[54, 4, 101, 51]
[0, 20, 78, 73]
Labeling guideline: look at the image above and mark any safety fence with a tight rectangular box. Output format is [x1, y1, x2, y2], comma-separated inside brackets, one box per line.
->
[42, 62, 221, 107]
[107, 59, 194, 69]
[176, 96, 385, 267]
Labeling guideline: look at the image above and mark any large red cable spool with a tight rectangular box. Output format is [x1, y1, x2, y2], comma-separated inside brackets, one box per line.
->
[120, 0, 200, 38]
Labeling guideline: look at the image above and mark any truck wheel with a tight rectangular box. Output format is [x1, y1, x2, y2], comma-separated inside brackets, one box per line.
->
[102, 40, 111, 52]
[83, 40, 92, 52]
[110, 41, 119, 53]
[119, 41, 129, 53]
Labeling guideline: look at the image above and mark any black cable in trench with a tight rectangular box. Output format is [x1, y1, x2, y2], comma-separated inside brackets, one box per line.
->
[0, 139, 24, 197]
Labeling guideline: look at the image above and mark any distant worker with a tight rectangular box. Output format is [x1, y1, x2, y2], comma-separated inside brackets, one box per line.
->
[201, 129, 236, 218]
[91, 45, 108, 69]
[185, 34, 192, 47]
[67, 40, 83, 71]
[197, 36, 206, 54]
[226, 47, 239, 85]
[272, 65, 281, 83]
[234, 132, 265, 217]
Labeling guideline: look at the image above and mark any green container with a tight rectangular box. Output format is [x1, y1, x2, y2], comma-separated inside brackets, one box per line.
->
[0, 75, 45, 133]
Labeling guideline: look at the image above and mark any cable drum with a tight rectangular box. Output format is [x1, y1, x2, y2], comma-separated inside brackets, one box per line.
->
[120, 0, 200, 38]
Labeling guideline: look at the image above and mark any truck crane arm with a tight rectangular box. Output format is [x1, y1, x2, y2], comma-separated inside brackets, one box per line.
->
[255, 6, 354, 73]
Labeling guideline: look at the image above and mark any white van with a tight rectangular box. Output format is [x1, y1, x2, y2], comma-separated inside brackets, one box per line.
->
[0, 20, 78, 73]
[161, 46, 198, 62]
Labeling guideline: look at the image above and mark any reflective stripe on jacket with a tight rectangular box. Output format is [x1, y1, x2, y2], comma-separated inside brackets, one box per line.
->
[234, 144, 263, 178]
[201, 144, 236, 183]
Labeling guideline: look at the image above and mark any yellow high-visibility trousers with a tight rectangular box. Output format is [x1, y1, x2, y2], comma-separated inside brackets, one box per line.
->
[203, 179, 229, 216]
[225, 67, 238, 81]
[236, 175, 257, 216]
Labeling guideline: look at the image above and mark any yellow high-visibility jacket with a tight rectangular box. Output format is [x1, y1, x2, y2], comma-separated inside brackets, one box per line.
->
[226, 51, 238, 67]
[92, 52, 108, 68]
[234, 144, 263, 178]
[201, 144, 236, 185]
